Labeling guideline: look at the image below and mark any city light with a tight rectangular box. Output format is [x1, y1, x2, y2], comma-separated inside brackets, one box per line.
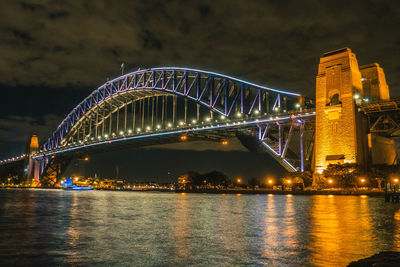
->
[137, 128, 141, 132]
[236, 112, 242, 117]
[354, 94, 360, 100]
[179, 121, 184, 126]
[146, 126, 151, 131]
[254, 110, 259, 114]
[268, 179, 273, 185]
[192, 119, 197, 123]
[156, 124, 161, 129]
[287, 180, 292, 184]
[84, 157, 89, 161]
[360, 178, 365, 183]
[205, 117, 211, 122]
[128, 129, 132, 134]
[295, 103, 301, 108]
[394, 178, 399, 183]
[180, 135, 187, 141]
[220, 115, 226, 120]
[119, 131, 124, 135]
[328, 179, 333, 184]
[167, 123, 172, 127]
[237, 178, 242, 184]
[221, 140, 228, 145]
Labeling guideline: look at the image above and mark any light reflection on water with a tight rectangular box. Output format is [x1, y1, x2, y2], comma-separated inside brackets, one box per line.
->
[0, 189, 399, 266]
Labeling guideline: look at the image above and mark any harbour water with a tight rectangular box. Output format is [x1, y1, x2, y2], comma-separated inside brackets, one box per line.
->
[0, 189, 399, 266]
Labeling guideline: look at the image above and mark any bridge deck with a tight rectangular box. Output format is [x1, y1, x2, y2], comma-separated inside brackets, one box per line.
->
[361, 98, 400, 114]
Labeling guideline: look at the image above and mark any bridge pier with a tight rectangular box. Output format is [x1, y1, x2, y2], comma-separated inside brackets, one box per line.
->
[313, 48, 394, 180]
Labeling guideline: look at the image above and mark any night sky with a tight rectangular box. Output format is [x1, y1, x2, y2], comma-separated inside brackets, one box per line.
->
[1, 0, 399, 181]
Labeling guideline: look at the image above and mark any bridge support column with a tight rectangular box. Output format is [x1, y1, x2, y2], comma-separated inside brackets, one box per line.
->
[314, 48, 366, 177]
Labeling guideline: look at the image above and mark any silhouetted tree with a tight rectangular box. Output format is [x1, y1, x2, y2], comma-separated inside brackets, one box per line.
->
[201, 171, 230, 187]
[248, 177, 260, 189]
[323, 163, 363, 188]
[284, 171, 313, 187]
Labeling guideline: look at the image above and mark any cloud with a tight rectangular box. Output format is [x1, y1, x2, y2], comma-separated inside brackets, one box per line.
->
[0, 114, 62, 143]
[0, 0, 398, 96]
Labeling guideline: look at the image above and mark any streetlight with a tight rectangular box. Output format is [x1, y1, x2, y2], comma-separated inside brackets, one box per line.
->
[394, 178, 399, 183]
[267, 179, 273, 185]
[328, 179, 333, 184]
[237, 178, 242, 184]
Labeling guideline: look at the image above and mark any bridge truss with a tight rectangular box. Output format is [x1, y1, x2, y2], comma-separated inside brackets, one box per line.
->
[361, 98, 400, 137]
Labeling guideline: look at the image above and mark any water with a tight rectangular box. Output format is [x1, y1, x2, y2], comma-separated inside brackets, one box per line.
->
[0, 189, 399, 266]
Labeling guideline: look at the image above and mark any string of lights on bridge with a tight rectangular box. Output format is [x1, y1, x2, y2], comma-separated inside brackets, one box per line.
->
[31, 110, 316, 159]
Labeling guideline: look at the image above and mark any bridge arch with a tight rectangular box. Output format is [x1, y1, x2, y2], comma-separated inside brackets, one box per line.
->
[43, 67, 302, 152]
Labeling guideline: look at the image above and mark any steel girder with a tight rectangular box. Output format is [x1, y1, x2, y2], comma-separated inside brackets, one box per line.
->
[37, 156, 71, 186]
[255, 118, 315, 171]
[362, 99, 400, 137]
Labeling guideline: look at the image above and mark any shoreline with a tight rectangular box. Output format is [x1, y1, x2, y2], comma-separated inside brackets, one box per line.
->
[0, 187, 385, 196]
[174, 189, 385, 196]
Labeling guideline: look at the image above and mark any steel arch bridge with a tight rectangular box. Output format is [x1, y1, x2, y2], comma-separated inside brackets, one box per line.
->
[4, 67, 316, 186]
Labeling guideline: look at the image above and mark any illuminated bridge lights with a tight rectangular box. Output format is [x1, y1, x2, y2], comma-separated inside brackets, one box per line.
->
[31, 112, 314, 164]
